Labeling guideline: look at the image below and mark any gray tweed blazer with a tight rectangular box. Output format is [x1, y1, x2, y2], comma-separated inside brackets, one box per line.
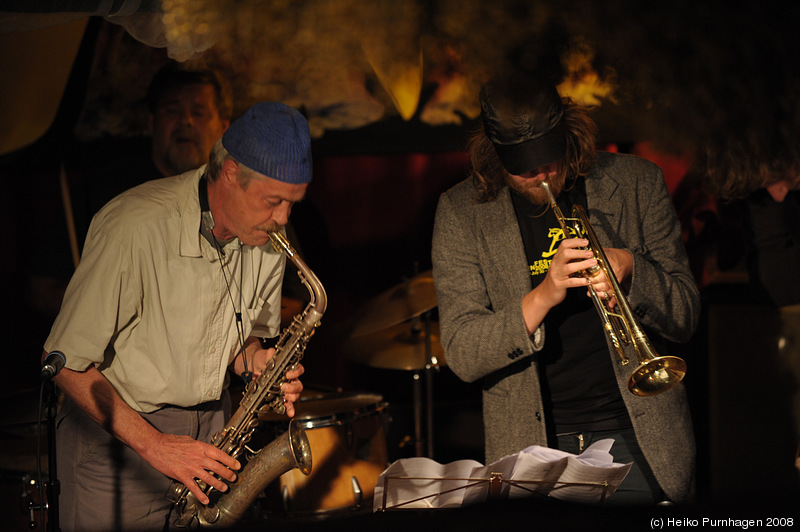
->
[431, 151, 700, 503]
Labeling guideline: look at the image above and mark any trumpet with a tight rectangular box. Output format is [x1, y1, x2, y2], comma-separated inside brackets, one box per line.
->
[540, 181, 686, 396]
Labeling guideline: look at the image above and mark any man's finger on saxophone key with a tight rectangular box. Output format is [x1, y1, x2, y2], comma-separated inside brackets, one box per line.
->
[283, 363, 305, 382]
[281, 378, 303, 401]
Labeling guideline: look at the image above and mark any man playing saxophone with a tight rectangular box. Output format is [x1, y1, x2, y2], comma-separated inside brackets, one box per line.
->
[41, 102, 312, 531]
[432, 74, 700, 504]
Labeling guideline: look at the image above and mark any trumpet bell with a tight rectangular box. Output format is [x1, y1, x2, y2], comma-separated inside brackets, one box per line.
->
[628, 356, 687, 397]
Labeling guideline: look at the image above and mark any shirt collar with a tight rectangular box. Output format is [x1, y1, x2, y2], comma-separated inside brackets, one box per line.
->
[178, 166, 214, 259]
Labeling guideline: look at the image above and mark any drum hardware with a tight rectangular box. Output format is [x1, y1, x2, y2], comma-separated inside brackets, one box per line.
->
[266, 392, 388, 514]
[23, 473, 40, 524]
[5, 377, 62, 530]
[0, 387, 49, 529]
[350, 476, 363, 506]
[345, 271, 441, 459]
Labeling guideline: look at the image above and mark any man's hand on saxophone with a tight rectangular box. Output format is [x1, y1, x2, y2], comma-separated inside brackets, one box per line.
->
[53, 363, 243, 507]
[143, 431, 241, 506]
[232, 336, 306, 418]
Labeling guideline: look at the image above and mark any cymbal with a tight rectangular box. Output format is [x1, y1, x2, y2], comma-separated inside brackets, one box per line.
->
[343, 321, 445, 371]
[351, 270, 437, 338]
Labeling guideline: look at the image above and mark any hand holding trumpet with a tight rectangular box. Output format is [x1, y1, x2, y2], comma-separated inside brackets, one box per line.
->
[532, 235, 631, 311]
[583, 246, 633, 310]
[533, 180, 687, 397]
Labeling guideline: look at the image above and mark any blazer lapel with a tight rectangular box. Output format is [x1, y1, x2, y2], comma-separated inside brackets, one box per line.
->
[477, 188, 533, 299]
[585, 163, 623, 247]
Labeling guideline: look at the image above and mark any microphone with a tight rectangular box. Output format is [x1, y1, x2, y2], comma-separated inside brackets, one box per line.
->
[41, 351, 66, 381]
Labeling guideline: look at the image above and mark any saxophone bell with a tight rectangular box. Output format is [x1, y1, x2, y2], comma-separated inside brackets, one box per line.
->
[173, 422, 312, 529]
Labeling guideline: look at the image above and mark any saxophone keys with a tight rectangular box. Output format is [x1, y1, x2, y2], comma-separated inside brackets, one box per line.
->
[272, 399, 286, 416]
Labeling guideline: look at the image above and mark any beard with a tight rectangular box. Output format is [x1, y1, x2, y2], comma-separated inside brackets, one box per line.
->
[505, 171, 567, 205]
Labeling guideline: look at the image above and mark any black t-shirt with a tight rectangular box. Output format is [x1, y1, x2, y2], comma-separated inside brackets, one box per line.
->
[742, 189, 800, 306]
[510, 181, 631, 435]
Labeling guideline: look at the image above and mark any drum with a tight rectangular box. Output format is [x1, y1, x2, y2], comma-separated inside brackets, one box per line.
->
[274, 392, 388, 514]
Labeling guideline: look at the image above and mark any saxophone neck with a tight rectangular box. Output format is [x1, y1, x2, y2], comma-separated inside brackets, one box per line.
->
[270, 230, 327, 316]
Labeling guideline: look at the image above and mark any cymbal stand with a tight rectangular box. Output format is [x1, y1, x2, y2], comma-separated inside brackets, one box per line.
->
[410, 311, 439, 458]
[412, 369, 423, 457]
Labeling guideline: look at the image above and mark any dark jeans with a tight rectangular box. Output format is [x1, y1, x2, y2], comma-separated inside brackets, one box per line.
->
[554, 428, 664, 505]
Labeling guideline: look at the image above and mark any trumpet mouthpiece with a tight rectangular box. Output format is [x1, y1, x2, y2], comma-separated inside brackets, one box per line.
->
[539, 181, 557, 205]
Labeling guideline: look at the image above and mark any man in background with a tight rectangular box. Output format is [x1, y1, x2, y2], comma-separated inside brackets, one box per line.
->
[76, 62, 233, 259]
[28, 62, 233, 317]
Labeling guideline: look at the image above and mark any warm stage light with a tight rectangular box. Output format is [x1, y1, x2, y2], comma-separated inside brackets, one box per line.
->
[363, 46, 423, 121]
[557, 40, 617, 107]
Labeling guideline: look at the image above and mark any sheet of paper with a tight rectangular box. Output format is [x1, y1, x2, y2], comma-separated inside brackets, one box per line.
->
[373, 438, 632, 511]
[374, 457, 485, 511]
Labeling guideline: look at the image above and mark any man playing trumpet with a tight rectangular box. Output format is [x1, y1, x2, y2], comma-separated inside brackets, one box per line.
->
[432, 73, 700, 504]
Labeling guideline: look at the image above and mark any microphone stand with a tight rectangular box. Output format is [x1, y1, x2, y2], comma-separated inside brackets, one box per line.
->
[45, 378, 60, 532]
[35, 377, 60, 531]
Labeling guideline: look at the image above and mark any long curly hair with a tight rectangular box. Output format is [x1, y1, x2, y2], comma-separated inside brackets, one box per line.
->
[699, 141, 799, 200]
[469, 98, 598, 202]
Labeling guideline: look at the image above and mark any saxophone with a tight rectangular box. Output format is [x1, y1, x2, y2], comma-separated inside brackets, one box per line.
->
[169, 230, 327, 528]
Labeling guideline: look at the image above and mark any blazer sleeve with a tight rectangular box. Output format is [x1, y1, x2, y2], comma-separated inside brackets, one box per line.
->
[622, 162, 701, 344]
[432, 188, 543, 384]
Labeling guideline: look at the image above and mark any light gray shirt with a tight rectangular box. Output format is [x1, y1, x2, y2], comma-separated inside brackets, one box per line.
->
[44, 168, 284, 412]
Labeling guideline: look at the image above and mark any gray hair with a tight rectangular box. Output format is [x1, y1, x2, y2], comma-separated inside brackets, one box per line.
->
[207, 139, 260, 187]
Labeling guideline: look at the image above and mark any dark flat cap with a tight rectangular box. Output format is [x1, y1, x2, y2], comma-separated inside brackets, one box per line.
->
[480, 78, 566, 175]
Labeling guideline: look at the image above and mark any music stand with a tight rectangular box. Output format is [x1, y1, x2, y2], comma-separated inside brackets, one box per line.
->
[376, 472, 613, 511]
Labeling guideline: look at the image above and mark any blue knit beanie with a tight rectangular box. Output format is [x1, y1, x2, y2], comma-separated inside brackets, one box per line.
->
[222, 102, 312, 184]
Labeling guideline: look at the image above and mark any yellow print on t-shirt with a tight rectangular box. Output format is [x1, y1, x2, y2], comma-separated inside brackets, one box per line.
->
[530, 259, 551, 276]
[543, 227, 565, 258]
[531, 226, 568, 277]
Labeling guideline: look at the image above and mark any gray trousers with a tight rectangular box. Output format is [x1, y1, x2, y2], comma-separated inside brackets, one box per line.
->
[56, 394, 229, 531]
